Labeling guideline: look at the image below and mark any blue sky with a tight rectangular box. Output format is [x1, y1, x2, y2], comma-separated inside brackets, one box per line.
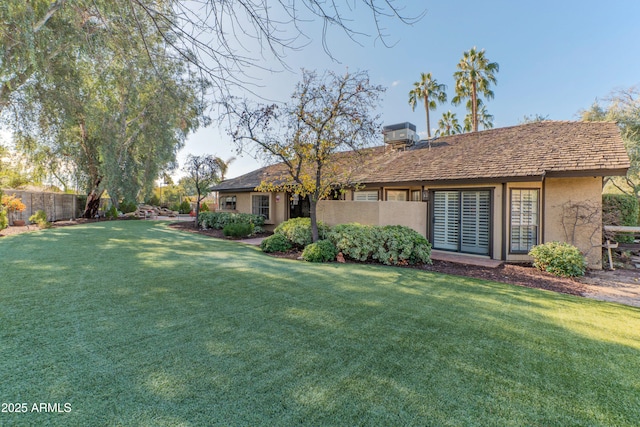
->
[177, 0, 640, 180]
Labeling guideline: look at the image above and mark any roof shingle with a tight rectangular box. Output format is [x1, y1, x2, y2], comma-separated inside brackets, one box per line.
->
[211, 121, 630, 191]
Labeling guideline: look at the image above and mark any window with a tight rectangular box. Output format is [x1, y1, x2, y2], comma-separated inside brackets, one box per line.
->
[510, 189, 539, 253]
[354, 191, 378, 201]
[411, 190, 422, 202]
[220, 195, 236, 210]
[252, 194, 270, 220]
[386, 190, 408, 201]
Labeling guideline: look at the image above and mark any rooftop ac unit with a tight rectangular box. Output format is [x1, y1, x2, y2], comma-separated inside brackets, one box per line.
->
[383, 122, 418, 147]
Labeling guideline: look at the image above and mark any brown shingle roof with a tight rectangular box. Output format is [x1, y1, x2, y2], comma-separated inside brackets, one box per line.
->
[212, 121, 630, 191]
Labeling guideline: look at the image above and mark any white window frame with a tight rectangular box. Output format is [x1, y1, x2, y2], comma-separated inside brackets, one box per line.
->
[251, 193, 271, 220]
[510, 188, 539, 253]
[354, 190, 379, 201]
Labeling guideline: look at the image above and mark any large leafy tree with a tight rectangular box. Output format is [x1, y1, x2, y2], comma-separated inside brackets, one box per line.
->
[1, 1, 420, 213]
[408, 72, 447, 138]
[230, 69, 384, 242]
[581, 87, 640, 196]
[8, 3, 206, 217]
[0, 1, 422, 117]
[452, 47, 499, 133]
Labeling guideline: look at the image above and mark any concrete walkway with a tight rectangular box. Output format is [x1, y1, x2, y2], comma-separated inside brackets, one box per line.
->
[238, 237, 266, 246]
[430, 250, 503, 268]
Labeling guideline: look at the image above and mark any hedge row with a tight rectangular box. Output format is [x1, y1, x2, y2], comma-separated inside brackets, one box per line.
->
[262, 218, 432, 266]
[198, 211, 265, 230]
[329, 223, 432, 266]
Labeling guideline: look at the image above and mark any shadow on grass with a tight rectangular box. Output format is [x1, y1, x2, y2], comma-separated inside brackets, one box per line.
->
[1, 221, 639, 426]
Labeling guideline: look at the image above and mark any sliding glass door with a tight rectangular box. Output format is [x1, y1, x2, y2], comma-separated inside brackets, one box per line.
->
[432, 190, 491, 255]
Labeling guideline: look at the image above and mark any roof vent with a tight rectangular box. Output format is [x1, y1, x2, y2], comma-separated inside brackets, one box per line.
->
[383, 122, 418, 151]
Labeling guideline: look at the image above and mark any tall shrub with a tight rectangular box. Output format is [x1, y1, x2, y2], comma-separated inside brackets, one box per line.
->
[329, 223, 432, 266]
[0, 209, 7, 231]
[274, 217, 330, 248]
[603, 193, 639, 226]
[603, 193, 639, 243]
[199, 211, 265, 230]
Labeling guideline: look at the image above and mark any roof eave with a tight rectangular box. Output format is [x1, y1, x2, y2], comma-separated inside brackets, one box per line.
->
[544, 168, 630, 178]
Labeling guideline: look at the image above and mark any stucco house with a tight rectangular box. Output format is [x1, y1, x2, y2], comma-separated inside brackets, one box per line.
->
[211, 121, 630, 268]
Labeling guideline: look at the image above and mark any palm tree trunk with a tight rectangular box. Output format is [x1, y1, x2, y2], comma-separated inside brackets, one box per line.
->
[424, 96, 431, 138]
[472, 81, 478, 132]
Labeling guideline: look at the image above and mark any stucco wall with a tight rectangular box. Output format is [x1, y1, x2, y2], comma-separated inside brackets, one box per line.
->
[234, 193, 251, 215]
[544, 177, 603, 269]
[272, 192, 287, 227]
[317, 200, 428, 237]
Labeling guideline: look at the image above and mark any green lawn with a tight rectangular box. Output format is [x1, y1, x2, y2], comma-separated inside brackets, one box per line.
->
[1, 221, 639, 426]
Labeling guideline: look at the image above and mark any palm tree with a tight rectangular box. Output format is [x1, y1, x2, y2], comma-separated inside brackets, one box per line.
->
[452, 47, 499, 132]
[463, 104, 494, 132]
[408, 72, 447, 138]
[214, 156, 236, 181]
[436, 111, 462, 136]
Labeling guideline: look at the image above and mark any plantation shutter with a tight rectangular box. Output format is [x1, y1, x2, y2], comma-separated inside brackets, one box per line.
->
[433, 190, 491, 255]
[433, 191, 460, 251]
[354, 191, 378, 201]
[510, 189, 539, 253]
[460, 191, 491, 255]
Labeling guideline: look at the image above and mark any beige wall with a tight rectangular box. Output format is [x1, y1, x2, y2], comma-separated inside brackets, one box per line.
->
[544, 177, 603, 269]
[272, 192, 288, 227]
[234, 192, 251, 215]
[316, 200, 428, 236]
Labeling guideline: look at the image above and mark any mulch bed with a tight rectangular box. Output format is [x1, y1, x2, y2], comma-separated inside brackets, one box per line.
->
[166, 221, 586, 296]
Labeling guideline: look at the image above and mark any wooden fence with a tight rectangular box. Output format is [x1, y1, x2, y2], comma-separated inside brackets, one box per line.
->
[2, 189, 79, 224]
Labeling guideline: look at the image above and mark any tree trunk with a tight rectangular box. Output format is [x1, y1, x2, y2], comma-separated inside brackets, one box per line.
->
[194, 192, 202, 229]
[424, 96, 431, 138]
[472, 81, 478, 132]
[309, 198, 319, 243]
[83, 177, 103, 218]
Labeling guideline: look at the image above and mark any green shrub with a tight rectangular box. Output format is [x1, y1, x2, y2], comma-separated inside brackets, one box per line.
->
[328, 223, 376, 262]
[28, 210, 51, 229]
[260, 233, 293, 253]
[146, 194, 161, 206]
[199, 212, 266, 230]
[178, 200, 192, 214]
[105, 205, 119, 219]
[274, 217, 330, 248]
[119, 199, 138, 214]
[302, 239, 338, 263]
[603, 193, 639, 243]
[528, 241, 587, 277]
[200, 202, 210, 212]
[0, 209, 7, 231]
[329, 223, 432, 266]
[223, 222, 254, 238]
